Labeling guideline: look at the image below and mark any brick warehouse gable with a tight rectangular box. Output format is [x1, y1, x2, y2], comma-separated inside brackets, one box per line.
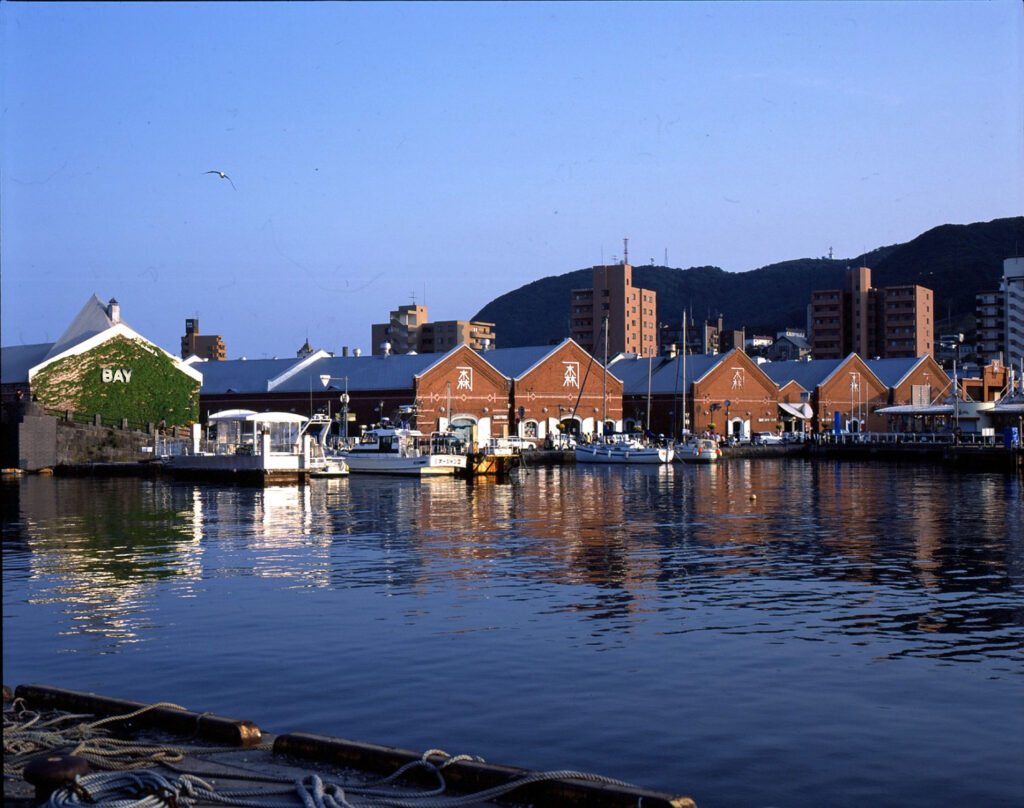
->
[690, 349, 779, 439]
[508, 340, 623, 438]
[414, 345, 512, 439]
[814, 355, 888, 433]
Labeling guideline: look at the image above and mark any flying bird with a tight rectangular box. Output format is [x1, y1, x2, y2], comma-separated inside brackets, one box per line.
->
[204, 170, 236, 190]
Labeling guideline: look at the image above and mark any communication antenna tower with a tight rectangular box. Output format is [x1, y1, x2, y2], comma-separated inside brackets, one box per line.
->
[623, 237, 629, 265]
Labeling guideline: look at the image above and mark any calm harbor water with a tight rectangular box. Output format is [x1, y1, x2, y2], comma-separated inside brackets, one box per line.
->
[3, 461, 1022, 808]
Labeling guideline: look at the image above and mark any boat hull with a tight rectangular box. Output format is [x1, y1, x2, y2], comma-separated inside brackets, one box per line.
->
[574, 445, 673, 464]
[675, 440, 722, 464]
[341, 454, 467, 476]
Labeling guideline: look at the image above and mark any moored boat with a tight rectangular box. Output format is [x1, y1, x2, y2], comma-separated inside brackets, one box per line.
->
[575, 436, 673, 464]
[340, 423, 467, 475]
[676, 437, 722, 464]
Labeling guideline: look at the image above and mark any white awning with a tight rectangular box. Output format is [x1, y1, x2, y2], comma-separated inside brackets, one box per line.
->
[873, 404, 980, 420]
[778, 402, 813, 419]
[208, 410, 308, 424]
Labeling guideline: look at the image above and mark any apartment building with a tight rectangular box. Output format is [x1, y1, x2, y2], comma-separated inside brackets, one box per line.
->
[181, 318, 226, 361]
[975, 290, 1004, 362]
[809, 266, 933, 359]
[1003, 257, 1024, 363]
[659, 315, 744, 356]
[879, 284, 933, 358]
[570, 263, 658, 358]
[972, 258, 1024, 365]
[370, 304, 496, 355]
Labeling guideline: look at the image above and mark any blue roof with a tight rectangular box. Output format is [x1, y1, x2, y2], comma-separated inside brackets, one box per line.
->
[760, 358, 845, 391]
[1, 343, 51, 385]
[197, 358, 297, 394]
[864, 357, 924, 388]
[608, 353, 724, 395]
[278, 353, 442, 393]
[475, 345, 556, 379]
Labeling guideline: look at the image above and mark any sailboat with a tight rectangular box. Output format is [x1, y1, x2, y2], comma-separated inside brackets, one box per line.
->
[574, 316, 673, 465]
[673, 313, 720, 464]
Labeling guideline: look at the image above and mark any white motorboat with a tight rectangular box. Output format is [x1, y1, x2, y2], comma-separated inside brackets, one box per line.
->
[340, 425, 467, 476]
[575, 436, 673, 464]
[676, 437, 722, 464]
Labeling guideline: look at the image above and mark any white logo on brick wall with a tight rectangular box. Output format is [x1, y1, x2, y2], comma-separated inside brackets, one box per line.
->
[456, 367, 473, 391]
[563, 361, 580, 388]
[731, 368, 745, 390]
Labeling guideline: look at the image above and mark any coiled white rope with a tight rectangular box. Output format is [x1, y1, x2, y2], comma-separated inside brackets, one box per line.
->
[4, 699, 271, 776]
[45, 758, 637, 808]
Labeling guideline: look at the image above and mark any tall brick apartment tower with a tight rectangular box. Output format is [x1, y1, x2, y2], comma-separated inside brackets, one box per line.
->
[570, 261, 658, 358]
[181, 318, 226, 361]
[809, 267, 933, 359]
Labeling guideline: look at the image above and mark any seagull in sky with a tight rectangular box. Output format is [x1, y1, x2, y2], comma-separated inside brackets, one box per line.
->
[204, 170, 236, 190]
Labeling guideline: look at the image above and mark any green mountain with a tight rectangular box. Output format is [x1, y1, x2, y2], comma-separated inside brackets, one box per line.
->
[473, 217, 1024, 347]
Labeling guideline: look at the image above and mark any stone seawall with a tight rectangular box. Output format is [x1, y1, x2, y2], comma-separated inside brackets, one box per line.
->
[55, 420, 154, 466]
[3, 403, 160, 471]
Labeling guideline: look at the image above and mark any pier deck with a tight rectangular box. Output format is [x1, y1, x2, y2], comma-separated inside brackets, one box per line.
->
[4, 684, 696, 808]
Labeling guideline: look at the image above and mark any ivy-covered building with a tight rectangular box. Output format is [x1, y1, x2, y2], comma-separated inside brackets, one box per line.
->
[1, 295, 202, 426]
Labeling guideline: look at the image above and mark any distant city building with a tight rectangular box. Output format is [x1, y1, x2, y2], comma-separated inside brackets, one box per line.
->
[659, 314, 743, 357]
[1001, 257, 1024, 364]
[766, 332, 811, 362]
[973, 258, 1024, 365]
[809, 266, 933, 359]
[370, 304, 496, 356]
[181, 318, 226, 361]
[975, 289, 1004, 363]
[570, 263, 658, 358]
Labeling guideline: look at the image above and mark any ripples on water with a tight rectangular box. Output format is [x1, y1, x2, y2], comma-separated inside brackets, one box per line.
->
[3, 461, 1022, 808]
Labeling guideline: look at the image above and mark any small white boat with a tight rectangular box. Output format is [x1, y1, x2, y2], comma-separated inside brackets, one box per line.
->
[340, 425, 467, 476]
[309, 456, 350, 478]
[575, 436, 673, 464]
[676, 438, 722, 464]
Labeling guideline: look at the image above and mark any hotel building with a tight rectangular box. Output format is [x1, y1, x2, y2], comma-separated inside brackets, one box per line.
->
[570, 263, 658, 358]
[370, 304, 496, 356]
[809, 266, 933, 359]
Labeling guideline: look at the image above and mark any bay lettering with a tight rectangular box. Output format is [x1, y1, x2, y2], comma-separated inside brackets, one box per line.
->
[101, 368, 133, 383]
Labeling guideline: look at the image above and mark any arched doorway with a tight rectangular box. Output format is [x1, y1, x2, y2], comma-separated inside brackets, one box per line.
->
[449, 415, 477, 450]
[559, 416, 581, 436]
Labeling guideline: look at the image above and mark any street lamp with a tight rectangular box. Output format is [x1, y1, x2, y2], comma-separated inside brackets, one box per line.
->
[320, 375, 350, 440]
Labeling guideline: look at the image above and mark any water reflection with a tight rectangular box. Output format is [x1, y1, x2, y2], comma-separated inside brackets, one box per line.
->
[2, 463, 1022, 663]
[4, 477, 203, 648]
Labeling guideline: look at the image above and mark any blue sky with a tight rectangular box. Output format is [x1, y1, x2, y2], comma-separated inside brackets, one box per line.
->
[2, 1, 1021, 359]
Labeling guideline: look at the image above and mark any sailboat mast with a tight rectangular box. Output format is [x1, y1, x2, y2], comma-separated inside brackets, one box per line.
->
[602, 315, 608, 437]
[646, 353, 653, 431]
[682, 313, 687, 436]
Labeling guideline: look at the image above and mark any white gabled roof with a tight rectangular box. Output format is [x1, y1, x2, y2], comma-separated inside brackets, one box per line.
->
[44, 294, 119, 361]
[267, 349, 333, 391]
[24, 295, 203, 384]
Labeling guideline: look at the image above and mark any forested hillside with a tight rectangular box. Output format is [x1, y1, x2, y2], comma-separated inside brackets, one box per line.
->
[473, 217, 1023, 347]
